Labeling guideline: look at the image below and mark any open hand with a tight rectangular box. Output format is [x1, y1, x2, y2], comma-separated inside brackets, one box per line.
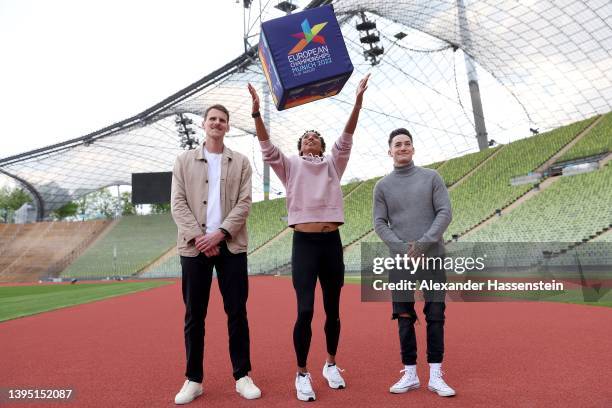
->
[356, 73, 370, 102]
[247, 83, 260, 114]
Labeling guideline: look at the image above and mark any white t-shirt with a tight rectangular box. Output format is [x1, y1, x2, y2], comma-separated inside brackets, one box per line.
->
[204, 149, 223, 233]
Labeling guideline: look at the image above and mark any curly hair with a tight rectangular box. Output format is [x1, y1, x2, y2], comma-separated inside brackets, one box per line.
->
[297, 130, 326, 156]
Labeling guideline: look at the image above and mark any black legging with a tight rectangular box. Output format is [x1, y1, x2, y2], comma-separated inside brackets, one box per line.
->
[291, 229, 344, 368]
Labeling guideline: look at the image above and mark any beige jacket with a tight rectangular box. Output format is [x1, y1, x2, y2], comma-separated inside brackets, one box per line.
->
[171, 143, 252, 256]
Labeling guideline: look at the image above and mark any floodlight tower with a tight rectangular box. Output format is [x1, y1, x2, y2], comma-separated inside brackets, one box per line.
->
[356, 12, 384, 66]
[457, 0, 489, 151]
[175, 113, 199, 150]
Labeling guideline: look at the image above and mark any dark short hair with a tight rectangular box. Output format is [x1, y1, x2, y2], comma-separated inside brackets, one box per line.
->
[204, 104, 230, 121]
[388, 128, 413, 146]
[297, 130, 326, 156]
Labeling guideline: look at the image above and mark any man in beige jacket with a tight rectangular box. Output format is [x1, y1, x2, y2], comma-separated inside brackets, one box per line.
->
[171, 104, 261, 404]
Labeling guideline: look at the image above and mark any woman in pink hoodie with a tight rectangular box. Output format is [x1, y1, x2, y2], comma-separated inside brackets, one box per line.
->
[248, 74, 369, 401]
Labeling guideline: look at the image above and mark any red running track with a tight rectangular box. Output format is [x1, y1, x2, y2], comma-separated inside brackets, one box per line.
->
[1, 276, 611, 407]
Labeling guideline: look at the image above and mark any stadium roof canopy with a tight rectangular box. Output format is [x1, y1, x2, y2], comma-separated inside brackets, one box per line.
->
[1, 0, 611, 219]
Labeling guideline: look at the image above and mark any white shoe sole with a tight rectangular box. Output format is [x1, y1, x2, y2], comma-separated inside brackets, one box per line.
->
[296, 391, 316, 402]
[389, 383, 420, 394]
[428, 385, 456, 397]
[175, 388, 203, 405]
[322, 366, 346, 390]
[236, 389, 261, 400]
[322, 373, 345, 389]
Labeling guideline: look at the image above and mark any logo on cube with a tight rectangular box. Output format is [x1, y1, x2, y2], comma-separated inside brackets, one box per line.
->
[259, 5, 354, 110]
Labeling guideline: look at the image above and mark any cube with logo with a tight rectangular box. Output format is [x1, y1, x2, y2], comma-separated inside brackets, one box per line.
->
[258, 4, 354, 110]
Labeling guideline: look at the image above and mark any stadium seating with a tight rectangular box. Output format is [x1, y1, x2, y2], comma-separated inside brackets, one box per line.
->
[464, 164, 612, 243]
[0, 223, 23, 257]
[444, 117, 596, 239]
[341, 178, 381, 246]
[592, 229, 612, 242]
[61, 214, 176, 278]
[0, 220, 109, 282]
[425, 161, 445, 169]
[341, 179, 363, 196]
[247, 229, 294, 274]
[343, 231, 382, 274]
[247, 196, 287, 253]
[139, 252, 181, 278]
[556, 112, 612, 162]
[437, 147, 500, 186]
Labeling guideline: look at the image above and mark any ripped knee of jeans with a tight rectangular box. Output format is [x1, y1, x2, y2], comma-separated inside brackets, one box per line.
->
[393, 312, 418, 324]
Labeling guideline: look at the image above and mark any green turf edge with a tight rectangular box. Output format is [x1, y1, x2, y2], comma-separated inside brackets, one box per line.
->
[0, 280, 174, 322]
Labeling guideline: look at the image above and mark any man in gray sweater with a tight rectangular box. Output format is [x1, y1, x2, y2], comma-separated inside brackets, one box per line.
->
[373, 128, 455, 397]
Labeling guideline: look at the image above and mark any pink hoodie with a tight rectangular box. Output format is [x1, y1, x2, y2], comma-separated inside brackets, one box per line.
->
[260, 132, 353, 226]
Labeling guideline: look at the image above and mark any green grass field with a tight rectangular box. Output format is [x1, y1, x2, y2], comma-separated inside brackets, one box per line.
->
[0, 280, 173, 322]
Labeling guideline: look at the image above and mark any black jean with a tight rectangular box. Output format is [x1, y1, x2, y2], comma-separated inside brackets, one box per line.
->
[180, 242, 251, 382]
[391, 263, 446, 365]
[291, 230, 344, 368]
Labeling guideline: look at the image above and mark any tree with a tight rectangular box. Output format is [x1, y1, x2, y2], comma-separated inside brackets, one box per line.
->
[151, 202, 171, 214]
[51, 201, 79, 220]
[120, 191, 136, 216]
[76, 189, 116, 219]
[0, 186, 32, 211]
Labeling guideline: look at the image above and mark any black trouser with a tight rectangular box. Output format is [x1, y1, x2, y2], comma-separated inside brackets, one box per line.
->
[291, 230, 344, 368]
[180, 242, 251, 382]
[391, 264, 446, 365]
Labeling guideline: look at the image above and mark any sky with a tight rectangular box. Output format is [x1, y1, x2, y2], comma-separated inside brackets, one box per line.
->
[0, 0, 264, 158]
[1, 0, 609, 191]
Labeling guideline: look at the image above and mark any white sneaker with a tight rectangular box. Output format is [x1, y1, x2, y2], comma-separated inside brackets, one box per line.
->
[428, 369, 456, 397]
[322, 363, 346, 389]
[236, 375, 261, 400]
[295, 372, 316, 402]
[174, 380, 203, 405]
[389, 367, 420, 394]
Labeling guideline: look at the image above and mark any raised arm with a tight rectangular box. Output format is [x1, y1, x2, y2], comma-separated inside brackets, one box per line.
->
[343, 73, 370, 135]
[330, 74, 371, 177]
[248, 83, 270, 142]
[247, 83, 291, 185]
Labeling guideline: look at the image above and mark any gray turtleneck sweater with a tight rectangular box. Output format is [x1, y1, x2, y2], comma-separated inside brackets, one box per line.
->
[373, 161, 452, 255]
